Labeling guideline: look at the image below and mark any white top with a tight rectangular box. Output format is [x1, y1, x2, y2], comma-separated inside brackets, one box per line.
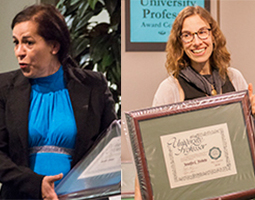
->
[152, 67, 248, 107]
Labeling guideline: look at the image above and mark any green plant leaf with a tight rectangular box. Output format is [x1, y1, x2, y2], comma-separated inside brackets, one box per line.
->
[97, 62, 106, 73]
[111, 63, 121, 83]
[110, 7, 121, 27]
[88, 0, 99, 10]
[104, 0, 118, 15]
[90, 34, 110, 63]
[89, 23, 110, 37]
[71, 37, 90, 58]
[77, 1, 89, 18]
[64, 0, 81, 16]
[92, 1, 104, 15]
[70, 0, 80, 6]
[57, 0, 121, 118]
[102, 53, 114, 68]
[72, 12, 94, 33]
[56, 0, 66, 14]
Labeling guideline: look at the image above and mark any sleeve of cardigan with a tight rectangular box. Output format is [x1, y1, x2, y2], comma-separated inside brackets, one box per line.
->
[228, 67, 248, 91]
[152, 76, 180, 107]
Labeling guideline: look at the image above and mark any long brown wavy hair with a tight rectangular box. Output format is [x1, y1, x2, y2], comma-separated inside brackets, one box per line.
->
[166, 6, 230, 79]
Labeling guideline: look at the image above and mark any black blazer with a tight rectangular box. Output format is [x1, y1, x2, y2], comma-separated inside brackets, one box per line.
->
[0, 66, 117, 199]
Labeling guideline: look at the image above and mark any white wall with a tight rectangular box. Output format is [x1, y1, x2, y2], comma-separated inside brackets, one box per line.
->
[0, 0, 39, 73]
[121, 0, 255, 161]
[220, 0, 255, 87]
[121, 0, 168, 161]
[0, 0, 58, 73]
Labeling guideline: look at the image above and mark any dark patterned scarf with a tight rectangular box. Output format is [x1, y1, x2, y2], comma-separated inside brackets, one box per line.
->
[179, 66, 225, 95]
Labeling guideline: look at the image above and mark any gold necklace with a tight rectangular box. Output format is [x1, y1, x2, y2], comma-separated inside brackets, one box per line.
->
[204, 74, 217, 96]
[211, 85, 217, 96]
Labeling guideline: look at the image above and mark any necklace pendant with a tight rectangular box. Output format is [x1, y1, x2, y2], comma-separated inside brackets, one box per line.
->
[211, 89, 217, 96]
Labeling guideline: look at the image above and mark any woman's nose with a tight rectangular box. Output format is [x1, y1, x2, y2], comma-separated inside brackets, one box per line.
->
[15, 44, 26, 58]
[193, 34, 202, 46]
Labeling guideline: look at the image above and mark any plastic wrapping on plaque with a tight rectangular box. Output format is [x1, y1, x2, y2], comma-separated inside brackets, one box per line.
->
[121, 161, 136, 198]
[125, 90, 255, 200]
[55, 120, 121, 199]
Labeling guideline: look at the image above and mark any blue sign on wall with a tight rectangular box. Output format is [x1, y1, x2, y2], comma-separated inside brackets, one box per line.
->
[130, 0, 206, 43]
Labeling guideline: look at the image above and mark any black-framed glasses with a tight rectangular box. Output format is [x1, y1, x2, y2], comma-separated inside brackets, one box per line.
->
[180, 28, 211, 43]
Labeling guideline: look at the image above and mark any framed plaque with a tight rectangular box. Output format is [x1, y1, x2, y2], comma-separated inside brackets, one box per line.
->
[125, 0, 211, 51]
[125, 91, 255, 200]
[56, 120, 121, 199]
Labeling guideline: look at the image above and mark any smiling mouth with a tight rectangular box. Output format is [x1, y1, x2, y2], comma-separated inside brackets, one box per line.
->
[192, 48, 206, 54]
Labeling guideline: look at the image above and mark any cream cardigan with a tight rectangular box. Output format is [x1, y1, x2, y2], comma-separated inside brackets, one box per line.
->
[153, 67, 248, 107]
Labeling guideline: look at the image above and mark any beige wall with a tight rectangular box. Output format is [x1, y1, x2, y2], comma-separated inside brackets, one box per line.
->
[0, 0, 39, 73]
[220, 0, 255, 87]
[121, 0, 255, 161]
[0, 0, 57, 73]
[121, 0, 167, 161]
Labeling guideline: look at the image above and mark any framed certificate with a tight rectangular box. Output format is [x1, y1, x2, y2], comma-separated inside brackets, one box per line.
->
[125, 91, 255, 200]
[56, 120, 121, 199]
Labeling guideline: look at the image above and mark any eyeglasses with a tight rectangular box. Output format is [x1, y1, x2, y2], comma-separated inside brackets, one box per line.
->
[180, 28, 211, 43]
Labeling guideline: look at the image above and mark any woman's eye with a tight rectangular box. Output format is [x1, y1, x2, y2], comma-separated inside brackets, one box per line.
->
[22, 40, 34, 47]
[26, 41, 34, 46]
[13, 40, 18, 45]
[183, 33, 190, 38]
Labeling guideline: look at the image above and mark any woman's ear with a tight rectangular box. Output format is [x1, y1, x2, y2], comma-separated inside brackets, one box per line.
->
[51, 41, 60, 55]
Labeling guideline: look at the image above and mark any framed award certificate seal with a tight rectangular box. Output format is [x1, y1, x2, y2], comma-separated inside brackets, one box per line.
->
[125, 90, 255, 200]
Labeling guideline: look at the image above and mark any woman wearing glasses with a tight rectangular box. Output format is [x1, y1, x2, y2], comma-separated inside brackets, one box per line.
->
[135, 5, 255, 200]
[153, 6, 255, 109]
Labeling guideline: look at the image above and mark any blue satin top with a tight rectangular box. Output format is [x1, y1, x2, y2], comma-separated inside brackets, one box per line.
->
[28, 66, 77, 185]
